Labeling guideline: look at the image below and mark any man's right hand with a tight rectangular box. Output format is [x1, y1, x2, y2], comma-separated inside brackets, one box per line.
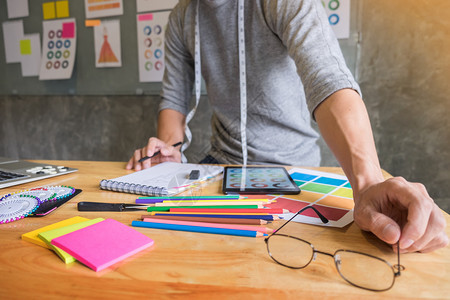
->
[126, 137, 182, 171]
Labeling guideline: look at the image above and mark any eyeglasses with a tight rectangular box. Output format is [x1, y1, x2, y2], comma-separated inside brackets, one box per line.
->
[264, 206, 405, 292]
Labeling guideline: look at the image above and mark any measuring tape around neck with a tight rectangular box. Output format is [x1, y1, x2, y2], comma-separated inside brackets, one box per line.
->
[183, 0, 248, 166]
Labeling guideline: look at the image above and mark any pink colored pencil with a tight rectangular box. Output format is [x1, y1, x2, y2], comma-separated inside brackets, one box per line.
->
[142, 218, 273, 234]
[169, 208, 288, 214]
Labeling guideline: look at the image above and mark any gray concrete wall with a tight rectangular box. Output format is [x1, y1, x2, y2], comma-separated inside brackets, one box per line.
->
[0, 0, 448, 212]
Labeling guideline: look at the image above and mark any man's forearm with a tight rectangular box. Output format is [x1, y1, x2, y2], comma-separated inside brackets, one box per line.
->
[157, 109, 186, 145]
[314, 89, 385, 200]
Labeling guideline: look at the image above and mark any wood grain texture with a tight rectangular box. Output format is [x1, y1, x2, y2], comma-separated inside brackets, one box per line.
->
[0, 161, 448, 299]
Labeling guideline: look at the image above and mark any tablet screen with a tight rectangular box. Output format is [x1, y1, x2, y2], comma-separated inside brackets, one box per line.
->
[222, 166, 300, 194]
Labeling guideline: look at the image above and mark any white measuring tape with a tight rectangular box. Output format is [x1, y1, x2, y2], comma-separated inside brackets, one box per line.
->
[182, 0, 248, 169]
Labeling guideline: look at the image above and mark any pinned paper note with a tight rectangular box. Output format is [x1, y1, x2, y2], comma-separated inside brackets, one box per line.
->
[94, 19, 122, 68]
[43, 2, 56, 20]
[56, 0, 70, 18]
[6, 0, 29, 19]
[19, 39, 32, 55]
[136, 0, 179, 13]
[39, 18, 77, 80]
[84, 0, 123, 19]
[137, 11, 170, 82]
[20, 34, 42, 77]
[2, 20, 24, 63]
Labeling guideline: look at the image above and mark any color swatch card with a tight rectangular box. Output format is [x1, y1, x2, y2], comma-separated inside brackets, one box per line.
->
[94, 19, 122, 68]
[51, 219, 154, 272]
[38, 218, 104, 264]
[84, 0, 123, 19]
[137, 11, 170, 82]
[136, 0, 179, 13]
[39, 18, 77, 80]
[22, 216, 89, 249]
[265, 168, 354, 228]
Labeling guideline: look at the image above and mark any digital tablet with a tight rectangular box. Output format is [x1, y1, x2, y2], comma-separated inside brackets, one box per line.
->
[222, 166, 301, 194]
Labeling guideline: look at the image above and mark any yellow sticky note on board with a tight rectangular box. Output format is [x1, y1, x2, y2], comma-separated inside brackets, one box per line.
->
[43, 2, 56, 20]
[21, 216, 90, 249]
[56, 0, 69, 18]
[38, 218, 104, 264]
[20, 39, 32, 55]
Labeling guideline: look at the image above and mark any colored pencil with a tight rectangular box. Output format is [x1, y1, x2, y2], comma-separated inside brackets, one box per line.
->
[137, 195, 241, 200]
[147, 205, 261, 212]
[131, 221, 266, 237]
[169, 208, 289, 214]
[140, 215, 269, 225]
[152, 211, 271, 215]
[152, 213, 281, 220]
[154, 201, 271, 207]
[142, 218, 273, 234]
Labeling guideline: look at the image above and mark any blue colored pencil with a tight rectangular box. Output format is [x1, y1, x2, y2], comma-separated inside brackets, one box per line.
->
[131, 220, 266, 237]
[152, 213, 280, 221]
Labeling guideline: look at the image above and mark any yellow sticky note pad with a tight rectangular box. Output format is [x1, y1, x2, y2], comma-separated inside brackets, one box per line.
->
[20, 39, 32, 55]
[56, 0, 69, 18]
[43, 2, 56, 20]
[38, 218, 104, 264]
[21, 216, 90, 249]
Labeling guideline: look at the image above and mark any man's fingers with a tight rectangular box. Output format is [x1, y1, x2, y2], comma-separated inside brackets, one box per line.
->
[356, 208, 401, 245]
[417, 233, 449, 253]
[397, 189, 434, 250]
[401, 204, 447, 252]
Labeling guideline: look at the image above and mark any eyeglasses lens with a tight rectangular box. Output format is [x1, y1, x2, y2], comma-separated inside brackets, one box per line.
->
[267, 235, 313, 268]
[334, 250, 395, 291]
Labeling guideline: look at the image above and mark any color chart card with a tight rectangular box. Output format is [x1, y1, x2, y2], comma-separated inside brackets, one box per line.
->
[39, 18, 77, 80]
[265, 168, 354, 228]
[136, 11, 169, 82]
[321, 0, 351, 39]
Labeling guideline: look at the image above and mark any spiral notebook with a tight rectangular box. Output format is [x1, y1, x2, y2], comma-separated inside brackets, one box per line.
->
[100, 162, 223, 196]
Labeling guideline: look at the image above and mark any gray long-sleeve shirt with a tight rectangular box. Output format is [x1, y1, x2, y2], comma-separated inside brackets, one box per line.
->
[159, 0, 361, 165]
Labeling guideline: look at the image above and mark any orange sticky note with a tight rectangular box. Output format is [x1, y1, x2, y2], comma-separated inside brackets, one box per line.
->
[43, 2, 56, 20]
[56, 0, 69, 18]
[85, 19, 101, 27]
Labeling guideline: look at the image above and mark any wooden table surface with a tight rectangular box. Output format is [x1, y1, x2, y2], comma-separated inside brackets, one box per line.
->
[0, 160, 449, 299]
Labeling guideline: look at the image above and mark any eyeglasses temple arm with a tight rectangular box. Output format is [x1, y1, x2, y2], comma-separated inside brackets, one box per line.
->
[272, 206, 330, 235]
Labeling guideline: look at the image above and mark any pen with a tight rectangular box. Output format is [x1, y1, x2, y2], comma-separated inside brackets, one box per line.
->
[138, 141, 183, 163]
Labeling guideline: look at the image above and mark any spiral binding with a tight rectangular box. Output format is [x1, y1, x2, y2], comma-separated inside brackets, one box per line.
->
[100, 179, 169, 196]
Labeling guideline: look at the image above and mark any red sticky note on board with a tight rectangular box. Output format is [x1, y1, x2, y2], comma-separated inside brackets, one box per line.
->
[62, 22, 75, 38]
[51, 219, 154, 272]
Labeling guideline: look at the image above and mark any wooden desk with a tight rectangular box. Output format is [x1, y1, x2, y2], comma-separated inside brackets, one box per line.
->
[0, 161, 449, 299]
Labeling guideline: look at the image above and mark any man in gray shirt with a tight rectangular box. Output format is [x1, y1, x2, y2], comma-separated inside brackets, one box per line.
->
[127, 0, 448, 253]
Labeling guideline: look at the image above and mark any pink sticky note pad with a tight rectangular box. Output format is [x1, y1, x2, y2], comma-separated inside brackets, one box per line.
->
[51, 219, 154, 272]
[62, 22, 75, 38]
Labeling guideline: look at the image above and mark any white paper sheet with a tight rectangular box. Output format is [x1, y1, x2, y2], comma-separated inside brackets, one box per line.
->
[20, 34, 41, 77]
[84, 0, 123, 19]
[137, 11, 170, 82]
[94, 19, 122, 68]
[6, 0, 29, 19]
[39, 18, 77, 80]
[321, 0, 351, 39]
[136, 0, 178, 13]
[2, 20, 24, 63]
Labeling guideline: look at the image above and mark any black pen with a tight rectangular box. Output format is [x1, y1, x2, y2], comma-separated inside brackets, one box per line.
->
[138, 141, 183, 163]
